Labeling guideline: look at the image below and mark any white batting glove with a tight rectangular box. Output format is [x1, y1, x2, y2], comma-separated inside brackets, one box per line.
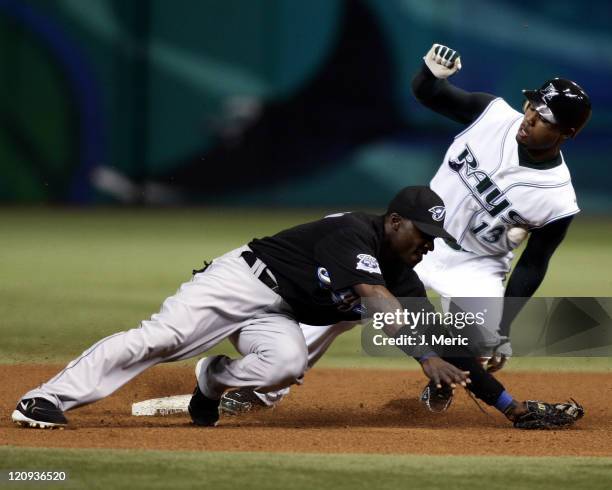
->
[423, 43, 462, 79]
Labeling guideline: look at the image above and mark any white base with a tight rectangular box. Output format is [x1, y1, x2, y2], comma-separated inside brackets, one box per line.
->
[131, 394, 191, 416]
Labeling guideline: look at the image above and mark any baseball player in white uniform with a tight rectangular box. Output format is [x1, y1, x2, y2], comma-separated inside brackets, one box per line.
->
[221, 43, 592, 415]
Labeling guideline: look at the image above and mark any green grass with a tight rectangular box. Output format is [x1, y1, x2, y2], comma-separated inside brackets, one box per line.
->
[1, 208, 611, 368]
[1, 447, 611, 490]
[0, 208, 318, 363]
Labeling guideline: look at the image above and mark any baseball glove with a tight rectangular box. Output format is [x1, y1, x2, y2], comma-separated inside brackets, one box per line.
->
[420, 380, 454, 413]
[513, 399, 584, 430]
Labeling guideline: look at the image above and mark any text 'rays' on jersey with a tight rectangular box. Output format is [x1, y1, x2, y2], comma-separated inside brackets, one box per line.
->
[431, 98, 579, 256]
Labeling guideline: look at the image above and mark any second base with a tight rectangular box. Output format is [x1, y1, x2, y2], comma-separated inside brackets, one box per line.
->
[131, 394, 191, 416]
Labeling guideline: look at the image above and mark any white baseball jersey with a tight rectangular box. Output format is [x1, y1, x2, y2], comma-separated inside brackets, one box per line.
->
[430, 98, 579, 256]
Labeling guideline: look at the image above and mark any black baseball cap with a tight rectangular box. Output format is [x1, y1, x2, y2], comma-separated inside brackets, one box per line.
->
[522, 78, 591, 134]
[387, 186, 456, 241]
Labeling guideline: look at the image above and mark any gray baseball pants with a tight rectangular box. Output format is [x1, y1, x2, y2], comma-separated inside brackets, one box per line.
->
[21, 246, 308, 411]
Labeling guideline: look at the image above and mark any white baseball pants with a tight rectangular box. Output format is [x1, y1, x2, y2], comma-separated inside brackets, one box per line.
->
[415, 238, 511, 336]
[21, 246, 308, 411]
[252, 320, 357, 405]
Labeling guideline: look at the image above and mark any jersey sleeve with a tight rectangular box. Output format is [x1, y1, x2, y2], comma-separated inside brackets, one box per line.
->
[509, 182, 579, 230]
[388, 268, 427, 297]
[314, 228, 386, 291]
[388, 269, 439, 319]
[536, 185, 580, 228]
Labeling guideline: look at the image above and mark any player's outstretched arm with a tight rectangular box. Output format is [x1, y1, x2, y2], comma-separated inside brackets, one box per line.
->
[484, 216, 574, 372]
[411, 43, 495, 125]
[499, 216, 574, 335]
[353, 283, 470, 388]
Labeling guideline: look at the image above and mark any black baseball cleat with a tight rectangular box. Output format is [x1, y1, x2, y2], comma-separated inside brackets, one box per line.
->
[188, 385, 221, 426]
[220, 388, 269, 416]
[12, 398, 68, 429]
[189, 356, 222, 426]
[420, 381, 454, 413]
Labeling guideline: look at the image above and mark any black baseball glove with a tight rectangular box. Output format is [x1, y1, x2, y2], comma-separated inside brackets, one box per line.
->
[513, 399, 584, 430]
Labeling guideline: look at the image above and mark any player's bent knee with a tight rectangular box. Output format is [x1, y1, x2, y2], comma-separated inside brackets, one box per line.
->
[262, 361, 307, 390]
[261, 341, 308, 389]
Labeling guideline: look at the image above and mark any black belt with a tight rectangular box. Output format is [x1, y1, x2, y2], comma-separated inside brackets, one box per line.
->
[241, 250, 279, 292]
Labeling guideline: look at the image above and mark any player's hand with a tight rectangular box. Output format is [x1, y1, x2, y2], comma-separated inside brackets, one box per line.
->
[419, 356, 471, 388]
[423, 43, 462, 79]
[486, 354, 507, 373]
[486, 339, 512, 373]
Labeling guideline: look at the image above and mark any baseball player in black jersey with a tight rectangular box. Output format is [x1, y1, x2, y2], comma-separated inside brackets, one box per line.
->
[13, 186, 582, 430]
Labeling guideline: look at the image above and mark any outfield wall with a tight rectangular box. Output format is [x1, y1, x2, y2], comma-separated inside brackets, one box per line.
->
[0, 0, 610, 209]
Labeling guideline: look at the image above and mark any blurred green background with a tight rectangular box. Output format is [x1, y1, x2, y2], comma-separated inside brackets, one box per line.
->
[2, 208, 611, 368]
[0, 0, 610, 208]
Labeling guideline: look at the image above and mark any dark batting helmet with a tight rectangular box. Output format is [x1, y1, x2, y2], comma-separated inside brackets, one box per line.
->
[522, 78, 591, 135]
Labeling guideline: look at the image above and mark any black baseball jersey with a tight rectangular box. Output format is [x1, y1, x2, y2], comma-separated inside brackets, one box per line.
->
[249, 212, 425, 325]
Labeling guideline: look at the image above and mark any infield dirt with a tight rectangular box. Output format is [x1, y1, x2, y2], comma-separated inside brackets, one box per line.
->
[2, 364, 611, 456]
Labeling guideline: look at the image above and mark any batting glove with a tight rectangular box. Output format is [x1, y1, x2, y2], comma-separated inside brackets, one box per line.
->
[423, 43, 462, 79]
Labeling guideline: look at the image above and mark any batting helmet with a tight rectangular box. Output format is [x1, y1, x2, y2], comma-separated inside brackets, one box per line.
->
[522, 78, 591, 135]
